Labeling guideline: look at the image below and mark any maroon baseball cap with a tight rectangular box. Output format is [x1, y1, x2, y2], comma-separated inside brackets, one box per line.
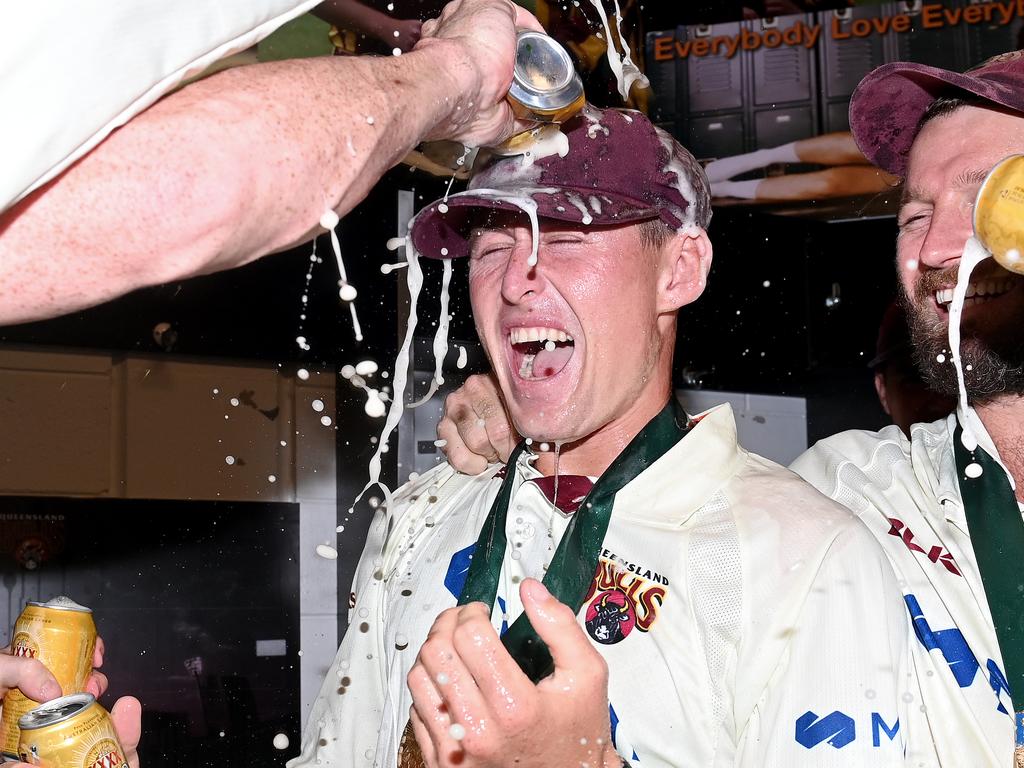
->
[409, 106, 709, 259]
[850, 50, 1024, 177]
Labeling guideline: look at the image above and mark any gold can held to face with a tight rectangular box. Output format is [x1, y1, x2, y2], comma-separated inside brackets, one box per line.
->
[974, 154, 1024, 275]
[506, 31, 585, 124]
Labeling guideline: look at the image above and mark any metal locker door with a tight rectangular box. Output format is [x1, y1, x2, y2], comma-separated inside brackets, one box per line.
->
[754, 106, 815, 149]
[751, 15, 814, 105]
[964, 5, 1023, 67]
[684, 22, 744, 114]
[891, 0, 969, 70]
[819, 7, 889, 100]
[688, 113, 745, 159]
[645, 29, 679, 123]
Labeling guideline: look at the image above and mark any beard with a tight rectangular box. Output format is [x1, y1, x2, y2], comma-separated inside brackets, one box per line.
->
[901, 268, 1024, 405]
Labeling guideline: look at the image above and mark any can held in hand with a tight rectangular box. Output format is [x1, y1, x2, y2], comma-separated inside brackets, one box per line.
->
[506, 31, 585, 124]
[975, 154, 1024, 274]
[18, 693, 127, 768]
[1, 597, 97, 760]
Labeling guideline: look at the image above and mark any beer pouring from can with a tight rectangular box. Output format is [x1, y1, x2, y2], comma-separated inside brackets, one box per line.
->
[974, 154, 1024, 274]
[506, 31, 585, 125]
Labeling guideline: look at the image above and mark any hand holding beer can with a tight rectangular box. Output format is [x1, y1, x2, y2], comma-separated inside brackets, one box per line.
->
[1, 598, 97, 760]
[18, 693, 128, 768]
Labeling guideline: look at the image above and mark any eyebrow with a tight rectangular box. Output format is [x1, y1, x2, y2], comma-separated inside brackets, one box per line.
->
[899, 167, 991, 209]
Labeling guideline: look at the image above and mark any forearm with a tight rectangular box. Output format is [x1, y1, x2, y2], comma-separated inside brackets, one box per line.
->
[0, 44, 472, 324]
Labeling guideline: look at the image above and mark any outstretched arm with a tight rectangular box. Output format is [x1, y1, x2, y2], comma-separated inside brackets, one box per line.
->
[0, 0, 541, 324]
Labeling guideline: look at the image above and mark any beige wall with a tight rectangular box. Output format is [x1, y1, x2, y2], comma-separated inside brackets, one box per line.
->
[0, 346, 339, 722]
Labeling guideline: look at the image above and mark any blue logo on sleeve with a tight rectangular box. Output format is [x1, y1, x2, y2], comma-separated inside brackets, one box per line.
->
[904, 593, 1011, 713]
[795, 711, 856, 749]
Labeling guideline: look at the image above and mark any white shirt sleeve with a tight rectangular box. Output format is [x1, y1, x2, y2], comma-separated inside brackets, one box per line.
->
[735, 519, 913, 767]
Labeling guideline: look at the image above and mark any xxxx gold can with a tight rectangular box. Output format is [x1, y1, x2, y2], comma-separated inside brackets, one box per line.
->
[17, 693, 127, 768]
[974, 154, 1024, 275]
[1, 598, 97, 760]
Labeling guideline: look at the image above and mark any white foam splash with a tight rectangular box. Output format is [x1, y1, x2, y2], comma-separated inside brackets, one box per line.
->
[520, 125, 570, 169]
[587, 0, 649, 101]
[355, 239, 425, 513]
[948, 236, 992, 453]
[456, 345, 468, 369]
[322, 211, 363, 342]
[315, 544, 339, 560]
[457, 188, 543, 267]
[410, 259, 454, 407]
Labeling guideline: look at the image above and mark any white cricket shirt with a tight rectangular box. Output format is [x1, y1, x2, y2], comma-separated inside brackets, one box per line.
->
[291, 404, 914, 768]
[792, 409, 1017, 767]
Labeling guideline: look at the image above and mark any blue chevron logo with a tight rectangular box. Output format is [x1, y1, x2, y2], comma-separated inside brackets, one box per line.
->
[795, 711, 856, 749]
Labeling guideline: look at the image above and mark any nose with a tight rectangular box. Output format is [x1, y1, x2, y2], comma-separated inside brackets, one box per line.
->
[499, 229, 543, 305]
[918, 195, 976, 271]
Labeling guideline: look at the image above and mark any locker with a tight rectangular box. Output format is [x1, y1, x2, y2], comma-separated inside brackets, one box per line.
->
[964, 6, 1023, 67]
[825, 100, 851, 134]
[645, 29, 680, 122]
[684, 22, 744, 113]
[891, 0, 970, 71]
[754, 106, 815, 149]
[819, 7, 889, 100]
[688, 112, 745, 159]
[750, 15, 815, 105]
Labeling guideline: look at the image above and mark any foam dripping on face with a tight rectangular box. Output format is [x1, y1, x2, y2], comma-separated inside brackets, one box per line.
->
[948, 236, 992, 457]
[321, 211, 363, 342]
[587, 0, 649, 101]
[459, 188, 544, 266]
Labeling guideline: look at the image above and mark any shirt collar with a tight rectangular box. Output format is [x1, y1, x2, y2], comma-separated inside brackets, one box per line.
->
[614, 403, 745, 526]
[933, 407, 1017, 527]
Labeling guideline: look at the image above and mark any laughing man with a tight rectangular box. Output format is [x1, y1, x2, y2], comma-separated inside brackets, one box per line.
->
[290, 108, 913, 768]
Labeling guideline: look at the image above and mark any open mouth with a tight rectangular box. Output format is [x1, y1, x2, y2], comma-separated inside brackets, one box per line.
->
[934, 277, 1021, 310]
[509, 326, 576, 380]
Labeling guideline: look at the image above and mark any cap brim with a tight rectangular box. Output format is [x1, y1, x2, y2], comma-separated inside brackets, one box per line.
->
[409, 186, 660, 259]
[850, 61, 1022, 177]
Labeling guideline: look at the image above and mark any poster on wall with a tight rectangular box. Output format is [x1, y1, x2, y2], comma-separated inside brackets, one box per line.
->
[641, 1, 1024, 217]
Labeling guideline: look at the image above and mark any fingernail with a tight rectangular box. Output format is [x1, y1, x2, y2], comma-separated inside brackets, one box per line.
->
[526, 578, 551, 602]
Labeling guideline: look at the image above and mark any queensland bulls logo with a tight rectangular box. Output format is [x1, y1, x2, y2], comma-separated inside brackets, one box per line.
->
[582, 552, 668, 645]
[585, 590, 635, 645]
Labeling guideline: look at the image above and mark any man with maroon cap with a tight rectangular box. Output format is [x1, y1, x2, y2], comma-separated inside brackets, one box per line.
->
[294, 107, 913, 767]
[793, 50, 1024, 766]
[442, 52, 1024, 766]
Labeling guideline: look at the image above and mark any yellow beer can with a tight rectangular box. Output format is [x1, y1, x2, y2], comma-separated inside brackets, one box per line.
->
[17, 693, 128, 768]
[974, 154, 1024, 274]
[1, 598, 97, 760]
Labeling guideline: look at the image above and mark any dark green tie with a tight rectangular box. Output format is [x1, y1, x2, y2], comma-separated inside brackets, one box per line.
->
[459, 399, 690, 682]
[953, 424, 1024, 751]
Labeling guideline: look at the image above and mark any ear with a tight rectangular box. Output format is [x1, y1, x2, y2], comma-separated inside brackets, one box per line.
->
[657, 227, 713, 313]
[874, 370, 891, 416]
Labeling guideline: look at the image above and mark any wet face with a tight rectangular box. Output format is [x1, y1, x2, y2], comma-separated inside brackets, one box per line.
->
[467, 212, 669, 444]
[896, 106, 1024, 402]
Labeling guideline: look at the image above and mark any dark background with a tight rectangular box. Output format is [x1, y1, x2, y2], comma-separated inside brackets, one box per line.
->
[0, 497, 301, 766]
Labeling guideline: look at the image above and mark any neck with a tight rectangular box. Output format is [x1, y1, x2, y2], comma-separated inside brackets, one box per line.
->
[533, 390, 673, 478]
[975, 394, 1024, 502]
